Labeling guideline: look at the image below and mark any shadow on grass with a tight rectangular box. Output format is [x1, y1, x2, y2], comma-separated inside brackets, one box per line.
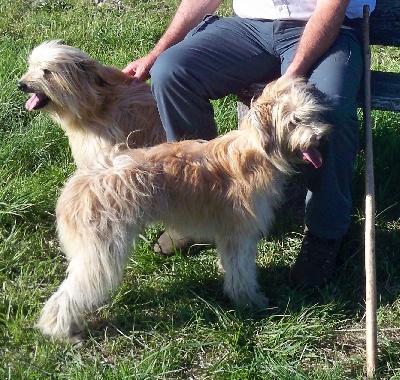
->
[86, 219, 397, 336]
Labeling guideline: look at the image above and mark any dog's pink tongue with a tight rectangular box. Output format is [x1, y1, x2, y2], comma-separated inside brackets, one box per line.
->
[25, 93, 45, 111]
[302, 147, 323, 168]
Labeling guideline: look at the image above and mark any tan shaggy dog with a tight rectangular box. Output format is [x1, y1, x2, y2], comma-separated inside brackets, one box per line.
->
[36, 77, 330, 341]
[17, 40, 165, 168]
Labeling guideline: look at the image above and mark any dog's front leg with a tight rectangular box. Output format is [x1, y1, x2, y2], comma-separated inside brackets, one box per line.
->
[216, 236, 269, 308]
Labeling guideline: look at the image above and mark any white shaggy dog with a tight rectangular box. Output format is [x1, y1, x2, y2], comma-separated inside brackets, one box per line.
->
[36, 77, 330, 341]
[18, 40, 165, 168]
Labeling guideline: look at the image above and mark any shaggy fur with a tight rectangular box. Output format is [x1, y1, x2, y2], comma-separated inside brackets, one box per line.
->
[36, 77, 330, 341]
[18, 40, 165, 168]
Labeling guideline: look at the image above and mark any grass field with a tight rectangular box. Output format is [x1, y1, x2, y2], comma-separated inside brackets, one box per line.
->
[1, 1, 400, 379]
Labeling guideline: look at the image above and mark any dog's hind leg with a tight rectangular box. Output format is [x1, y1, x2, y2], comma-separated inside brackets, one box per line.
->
[36, 175, 140, 341]
[36, 218, 136, 341]
[216, 235, 269, 308]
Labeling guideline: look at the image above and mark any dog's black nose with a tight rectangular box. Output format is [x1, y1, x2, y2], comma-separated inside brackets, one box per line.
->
[17, 82, 27, 92]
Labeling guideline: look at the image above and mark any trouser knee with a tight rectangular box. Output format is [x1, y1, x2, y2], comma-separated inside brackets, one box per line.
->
[150, 48, 218, 141]
[150, 51, 180, 98]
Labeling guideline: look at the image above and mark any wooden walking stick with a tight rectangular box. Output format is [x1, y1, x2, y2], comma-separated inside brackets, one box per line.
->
[362, 4, 377, 378]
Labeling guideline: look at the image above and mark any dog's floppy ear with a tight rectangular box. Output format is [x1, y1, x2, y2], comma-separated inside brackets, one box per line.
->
[246, 95, 275, 148]
[75, 60, 133, 86]
[93, 63, 133, 86]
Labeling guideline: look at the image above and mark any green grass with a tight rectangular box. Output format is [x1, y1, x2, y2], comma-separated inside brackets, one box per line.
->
[1, 0, 400, 378]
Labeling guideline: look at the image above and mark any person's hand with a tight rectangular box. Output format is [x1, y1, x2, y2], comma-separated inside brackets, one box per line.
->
[122, 52, 157, 81]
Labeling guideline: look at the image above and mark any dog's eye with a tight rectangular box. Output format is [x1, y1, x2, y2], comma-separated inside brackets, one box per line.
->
[43, 69, 51, 76]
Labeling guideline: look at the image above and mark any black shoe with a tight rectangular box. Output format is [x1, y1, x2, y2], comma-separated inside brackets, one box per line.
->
[289, 230, 342, 288]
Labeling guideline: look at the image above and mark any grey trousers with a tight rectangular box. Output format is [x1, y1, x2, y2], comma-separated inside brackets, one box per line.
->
[150, 15, 363, 239]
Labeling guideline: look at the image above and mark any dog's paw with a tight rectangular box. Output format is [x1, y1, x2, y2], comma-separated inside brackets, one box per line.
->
[241, 292, 269, 309]
[36, 309, 84, 342]
[68, 326, 84, 345]
[252, 293, 269, 309]
[36, 300, 61, 337]
[227, 288, 269, 309]
[36, 292, 85, 341]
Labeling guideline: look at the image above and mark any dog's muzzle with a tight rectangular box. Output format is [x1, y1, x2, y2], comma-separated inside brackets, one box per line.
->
[17, 81, 50, 111]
